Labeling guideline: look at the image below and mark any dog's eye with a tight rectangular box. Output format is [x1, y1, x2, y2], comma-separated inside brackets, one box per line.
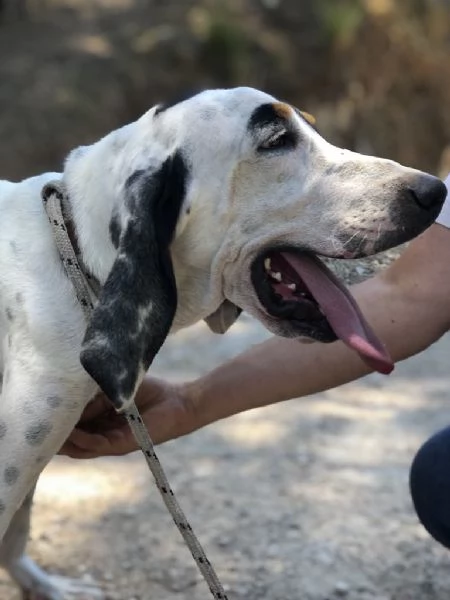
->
[258, 130, 295, 152]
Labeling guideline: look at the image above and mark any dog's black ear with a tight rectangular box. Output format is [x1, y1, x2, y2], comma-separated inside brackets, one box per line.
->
[80, 152, 188, 410]
[204, 300, 242, 334]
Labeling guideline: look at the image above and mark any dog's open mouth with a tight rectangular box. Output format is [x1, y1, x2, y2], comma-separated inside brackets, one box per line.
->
[251, 249, 393, 374]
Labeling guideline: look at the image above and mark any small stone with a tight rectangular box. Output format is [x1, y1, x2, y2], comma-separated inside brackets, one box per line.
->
[216, 536, 232, 548]
[334, 581, 350, 596]
[315, 549, 334, 566]
[266, 543, 280, 557]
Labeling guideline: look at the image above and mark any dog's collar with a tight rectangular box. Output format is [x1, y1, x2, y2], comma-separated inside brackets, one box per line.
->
[41, 180, 101, 310]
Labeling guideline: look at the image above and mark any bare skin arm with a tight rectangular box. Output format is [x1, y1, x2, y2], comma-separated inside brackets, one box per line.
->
[61, 223, 450, 458]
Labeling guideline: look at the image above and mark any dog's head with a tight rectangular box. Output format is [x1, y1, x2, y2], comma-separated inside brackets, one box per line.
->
[69, 87, 446, 408]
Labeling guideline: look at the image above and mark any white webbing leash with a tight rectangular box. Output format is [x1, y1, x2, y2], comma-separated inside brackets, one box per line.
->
[42, 181, 229, 600]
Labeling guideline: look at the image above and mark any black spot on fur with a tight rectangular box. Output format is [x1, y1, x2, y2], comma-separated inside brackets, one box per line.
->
[81, 152, 188, 408]
[46, 396, 62, 408]
[248, 103, 298, 150]
[248, 103, 288, 131]
[109, 215, 120, 248]
[5, 307, 13, 321]
[25, 421, 52, 446]
[4, 466, 19, 485]
[154, 89, 201, 116]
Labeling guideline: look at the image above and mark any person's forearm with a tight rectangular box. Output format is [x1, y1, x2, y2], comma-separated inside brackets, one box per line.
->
[188, 335, 367, 428]
[189, 286, 414, 427]
[187, 227, 450, 428]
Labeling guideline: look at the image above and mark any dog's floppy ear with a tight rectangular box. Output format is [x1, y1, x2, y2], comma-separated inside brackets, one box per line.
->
[80, 152, 188, 410]
[204, 300, 242, 334]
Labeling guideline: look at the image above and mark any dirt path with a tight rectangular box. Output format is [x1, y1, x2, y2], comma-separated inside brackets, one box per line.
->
[1, 314, 450, 600]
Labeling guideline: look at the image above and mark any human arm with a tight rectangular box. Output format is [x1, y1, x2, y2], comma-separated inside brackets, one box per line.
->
[61, 219, 450, 458]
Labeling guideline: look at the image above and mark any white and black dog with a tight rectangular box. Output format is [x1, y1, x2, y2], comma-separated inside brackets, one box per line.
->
[0, 87, 446, 599]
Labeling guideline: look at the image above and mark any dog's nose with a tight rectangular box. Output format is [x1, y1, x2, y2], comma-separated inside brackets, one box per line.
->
[408, 175, 447, 211]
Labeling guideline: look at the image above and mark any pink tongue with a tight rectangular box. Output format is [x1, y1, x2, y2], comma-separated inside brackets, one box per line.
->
[281, 252, 393, 374]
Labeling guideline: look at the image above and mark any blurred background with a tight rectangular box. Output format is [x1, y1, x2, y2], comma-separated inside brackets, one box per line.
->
[2, 2, 450, 600]
[1, 0, 450, 180]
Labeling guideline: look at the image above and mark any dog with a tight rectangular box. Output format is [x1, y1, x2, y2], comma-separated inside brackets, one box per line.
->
[0, 86, 446, 599]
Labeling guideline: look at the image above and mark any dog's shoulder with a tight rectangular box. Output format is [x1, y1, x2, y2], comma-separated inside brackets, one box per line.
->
[0, 171, 89, 371]
[0, 172, 63, 281]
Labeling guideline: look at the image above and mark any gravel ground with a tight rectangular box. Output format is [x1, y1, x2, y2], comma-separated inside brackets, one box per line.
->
[2, 249, 450, 600]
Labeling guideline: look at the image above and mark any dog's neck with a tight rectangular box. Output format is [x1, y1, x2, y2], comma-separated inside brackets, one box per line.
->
[62, 125, 136, 285]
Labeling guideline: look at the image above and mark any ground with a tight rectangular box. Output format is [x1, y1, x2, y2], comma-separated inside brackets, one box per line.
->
[1, 313, 450, 600]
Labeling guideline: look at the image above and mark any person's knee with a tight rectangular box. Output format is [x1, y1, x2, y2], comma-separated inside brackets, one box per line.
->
[410, 425, 450, 549]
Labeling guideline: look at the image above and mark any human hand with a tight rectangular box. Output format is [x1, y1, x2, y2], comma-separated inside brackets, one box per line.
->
[60, 377, 197, 459]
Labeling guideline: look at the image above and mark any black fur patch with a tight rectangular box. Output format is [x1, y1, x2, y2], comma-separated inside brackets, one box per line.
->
[154, 89, 202, 116]
[248, 103, 288, 131]
[248, 103, 299, 151]
[25, 421, 52, 446]
[81, 152, 188, 408]
[109, 214, 121, 249]
[46, 395, 62, 408]
[4, 466, 19, 485]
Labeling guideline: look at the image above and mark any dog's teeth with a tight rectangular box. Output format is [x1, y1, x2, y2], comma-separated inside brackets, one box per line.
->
[264, 258, 272, 271]
[271, 271, 282, 281]
[287, 283, 296, 291]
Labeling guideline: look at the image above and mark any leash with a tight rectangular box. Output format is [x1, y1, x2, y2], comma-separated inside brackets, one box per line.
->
[42, 181, 229, 600]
